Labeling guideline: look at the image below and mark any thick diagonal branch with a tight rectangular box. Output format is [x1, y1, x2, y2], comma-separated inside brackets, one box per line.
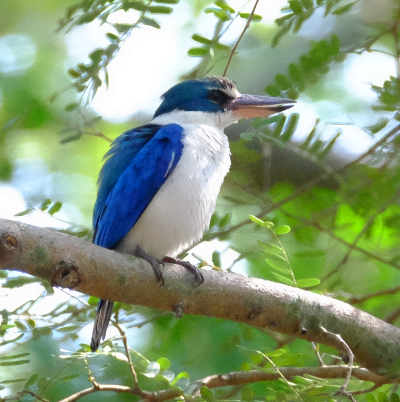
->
[1, 218, 399, 375]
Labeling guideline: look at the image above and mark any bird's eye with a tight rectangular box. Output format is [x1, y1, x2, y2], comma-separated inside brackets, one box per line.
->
[207, 89, 228, 104]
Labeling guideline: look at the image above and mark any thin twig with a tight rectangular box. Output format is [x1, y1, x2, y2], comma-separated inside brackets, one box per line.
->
[113, 321, 141, 392]
[320, 326, 354, 396]
[311, 342, 326, 366]
[385, 305, 400, 324]
[223, 0, 260, 77]
[349, 285, 400, 305]
[349, 383, 381, 396]
[0, 390, 50, 402]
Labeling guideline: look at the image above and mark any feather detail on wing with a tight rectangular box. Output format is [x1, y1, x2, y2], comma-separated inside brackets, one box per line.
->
[93, 123, 184, 250]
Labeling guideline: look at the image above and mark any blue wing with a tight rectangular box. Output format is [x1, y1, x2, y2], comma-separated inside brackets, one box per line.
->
[93, 123, 184, 249]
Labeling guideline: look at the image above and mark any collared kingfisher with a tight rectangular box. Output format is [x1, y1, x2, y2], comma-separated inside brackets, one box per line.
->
[90, 76, 295, 351]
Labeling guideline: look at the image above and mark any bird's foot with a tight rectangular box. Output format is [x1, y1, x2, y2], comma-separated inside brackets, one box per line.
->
[162, 256, 204, 286]
[134, 246, 165, 285]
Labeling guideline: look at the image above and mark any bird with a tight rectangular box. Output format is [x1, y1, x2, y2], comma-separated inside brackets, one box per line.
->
[90, 76, 295, 352]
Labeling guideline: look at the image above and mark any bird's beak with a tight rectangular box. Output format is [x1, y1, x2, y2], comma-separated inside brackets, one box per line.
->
[229, 94, 295, 119]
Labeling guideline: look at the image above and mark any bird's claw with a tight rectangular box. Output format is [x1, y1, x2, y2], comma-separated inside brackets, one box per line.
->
[133, 246, 165, 285]
[162, 256, 204, 286]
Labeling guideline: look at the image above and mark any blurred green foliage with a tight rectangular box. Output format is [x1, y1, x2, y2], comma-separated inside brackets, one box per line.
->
[1, 0, 400, 401]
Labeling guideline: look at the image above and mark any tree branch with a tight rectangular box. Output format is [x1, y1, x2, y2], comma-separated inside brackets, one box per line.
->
[1, 218, 400, 375]
[55, 366, 391, 402]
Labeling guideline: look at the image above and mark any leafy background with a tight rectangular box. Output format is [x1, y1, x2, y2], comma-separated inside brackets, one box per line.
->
[1, 0, 400, 401]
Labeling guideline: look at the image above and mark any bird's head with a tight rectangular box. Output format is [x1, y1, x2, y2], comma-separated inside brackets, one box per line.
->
[153, 77, 295, 128]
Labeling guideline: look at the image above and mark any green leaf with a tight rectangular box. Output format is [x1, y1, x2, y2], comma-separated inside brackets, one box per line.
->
[0, 360, 30, 366]
[275, 74, 291, 90]
[25, 373, 39, 387]
[0, 324, 15, 330]
[187, 47, 209, 57]
[366, 394, 378, 402]
[276, 352, 302, 366]
[14, 321, 27, 331]
[239, 12, 262, 21]
[288, 63, 302, 82]
[241, 387, 254, 401]
[378, 392, 389, 402]
[301, 0, 314, 9]
[65, 103, 78, 112]
[265, 348, 285, 357]
[271, 272, 294, 286]
[364, 118, 389, 134]
[67, 69, 80, 78]
[332, 1, 356, 15]
[157, 357, 171, 371]
[140, 17, 161, 29]
[249, 215, 265, 226]
[0, 333, 23, 346]
[89, 49, 104, 63]
[274, 225, 291, 235]
[214, 0, 235, 13]
[56, 325, 81, 332]
[171, 371, 189, 385]
[14, 209, 32, 216]
[204, 8, 231, 21]
[3, 276, 38, 288]
[276, 390, 287, 401]
[265, 85, 281, 97]
[280, 113, 300, 142]
[318, 130, 341, 159]
[275, 13, 294, 26]
[106, 33, 119, 42]
[88, 296, 99, 305]
[60, 374, 80, 382]
[265, 258, 290, 274]
[212, 251, 221, 267]
[192, 34, 211, 44]
[219, 212, 231, 227]
[48, 201, 62, 215]
[258, 241, 281, 251]
[200, 386, 214, 401]
[149, 6, 173, 14]
[39, 199, 51, 211]
[289, 0, 303, 14]
[154, 0, 179, 3]
[0, 353, 30, 360]
[1, 378, 27, 384]
[391, 394, 400, 402]
[297, 278, 320, 288]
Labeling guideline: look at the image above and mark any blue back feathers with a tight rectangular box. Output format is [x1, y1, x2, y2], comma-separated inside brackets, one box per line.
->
[93, 124, 184, 249]
[154, 77, 236, 117]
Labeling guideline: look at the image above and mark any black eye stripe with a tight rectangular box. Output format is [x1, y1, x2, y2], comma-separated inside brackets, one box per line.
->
[207, 89, 232, 104]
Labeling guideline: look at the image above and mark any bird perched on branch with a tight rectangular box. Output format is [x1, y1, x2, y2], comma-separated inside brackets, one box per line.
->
[90, 76, 294, 351]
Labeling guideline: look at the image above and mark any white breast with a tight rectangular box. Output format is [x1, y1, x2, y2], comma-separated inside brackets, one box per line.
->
[116, 112, 231, 258]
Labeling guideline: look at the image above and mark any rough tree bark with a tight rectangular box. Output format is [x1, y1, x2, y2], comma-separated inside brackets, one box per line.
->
[0, 218, 399, 375]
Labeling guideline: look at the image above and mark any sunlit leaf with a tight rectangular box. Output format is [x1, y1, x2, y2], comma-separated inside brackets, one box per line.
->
[48, 201, 62, 215]
[239, 12, 262, 21]
[297, 278, 321, 288]
[200, 386, 214, 401]
[157, 357, 171, 371]
[271, 272, 294, 286]
[274, 225, 291, 235]
[188, 47, 209, 56]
